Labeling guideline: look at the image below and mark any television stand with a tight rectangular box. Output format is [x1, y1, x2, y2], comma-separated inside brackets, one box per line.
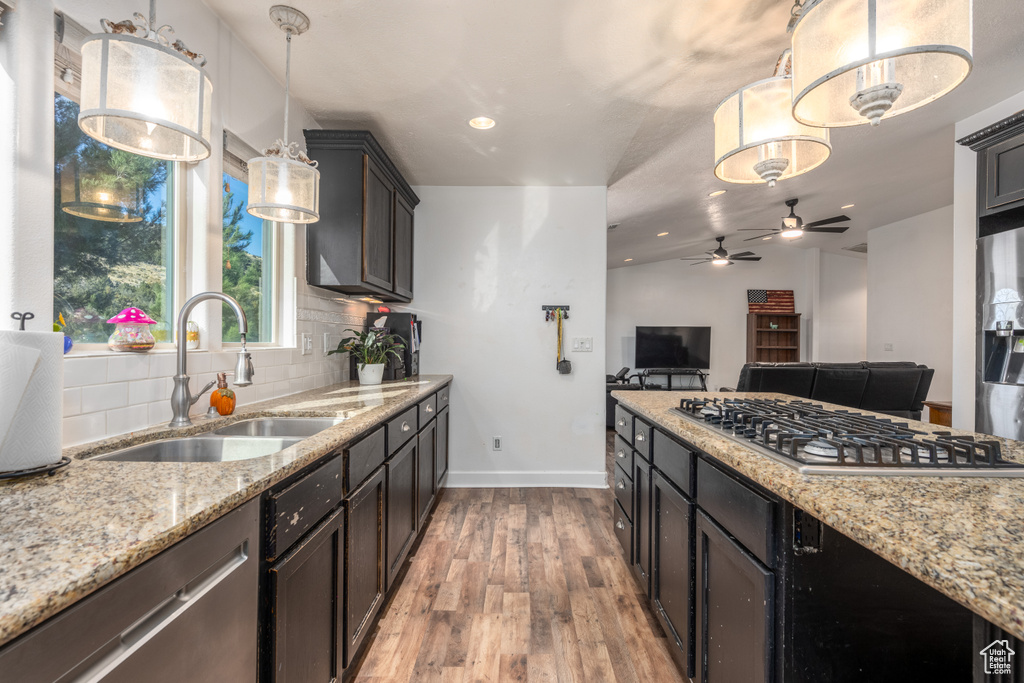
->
[642, 368, 708, 392]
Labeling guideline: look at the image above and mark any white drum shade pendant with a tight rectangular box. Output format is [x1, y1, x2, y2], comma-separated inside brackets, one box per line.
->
[714, 50, 831, 187]
[247, 6, 320, 224]
[59, 153, 144, 223]
[78, 0, 212, 161]
[791, 0, 973, 127]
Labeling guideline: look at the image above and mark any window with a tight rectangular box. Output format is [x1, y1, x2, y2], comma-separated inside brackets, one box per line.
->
[222, 133, 275, 344]
[53, 92, 176, 345]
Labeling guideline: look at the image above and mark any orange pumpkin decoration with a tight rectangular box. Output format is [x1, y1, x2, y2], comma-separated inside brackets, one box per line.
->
[210, 372, 236, 416]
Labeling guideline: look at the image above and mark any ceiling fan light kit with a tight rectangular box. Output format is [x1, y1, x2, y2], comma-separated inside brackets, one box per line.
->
[246, 5, 321, 224]
[78, 0, 213, 161]
[713, 50, 831, 187]
[681, 236, 763, 267]
[790, 0, 973, 128]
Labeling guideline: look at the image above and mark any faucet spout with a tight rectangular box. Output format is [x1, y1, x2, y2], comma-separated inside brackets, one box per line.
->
[170, 292, 252, 428]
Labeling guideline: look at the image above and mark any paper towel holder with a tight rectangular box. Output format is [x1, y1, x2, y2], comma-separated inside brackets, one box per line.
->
[10, 312, 35, 331]
[0, 456, 71, 481]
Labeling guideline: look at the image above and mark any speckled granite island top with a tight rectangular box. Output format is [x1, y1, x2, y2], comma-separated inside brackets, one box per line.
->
[614, 390, 1024, 640]
[0, 375, 451, 648]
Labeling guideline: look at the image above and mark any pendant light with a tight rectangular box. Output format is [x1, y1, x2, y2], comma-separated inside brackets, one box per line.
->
[59, 153, 144, 223]
[246, 6, 320, 225]
[714, 50, 831, 187]
[790, 0, 973, 127]
[78, 0, 212, 161]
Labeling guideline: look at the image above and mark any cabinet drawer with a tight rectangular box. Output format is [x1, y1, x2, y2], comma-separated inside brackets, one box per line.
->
[696, 459, 775, 567]
[345, 427, 386, 494]
[437, 384, 450, 410]
[387, 406, 419, 455]
[614, 405, 633, 440]
[653, 430, 695, 497]
[634, 418, 652, 460]
[613, 435, 634, 476]
[419, 395, 437, 425]
[613, 500, 633, 562]
[613, 463, 633, 520]
[267, 455, 343, 561]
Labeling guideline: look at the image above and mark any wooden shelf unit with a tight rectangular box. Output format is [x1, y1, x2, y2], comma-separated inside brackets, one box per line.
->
[746, 313, 801, 363]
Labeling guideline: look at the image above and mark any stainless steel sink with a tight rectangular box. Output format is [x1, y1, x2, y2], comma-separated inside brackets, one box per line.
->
[91, 435, 303, 463]
[212, 417, 344, 438]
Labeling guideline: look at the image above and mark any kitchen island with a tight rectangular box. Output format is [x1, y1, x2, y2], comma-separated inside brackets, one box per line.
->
[0, 375, 451, 669]
[613, 390, 1024, 682]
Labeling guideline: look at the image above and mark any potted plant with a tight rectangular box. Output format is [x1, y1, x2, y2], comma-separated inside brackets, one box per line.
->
[328, 328, 405, 386]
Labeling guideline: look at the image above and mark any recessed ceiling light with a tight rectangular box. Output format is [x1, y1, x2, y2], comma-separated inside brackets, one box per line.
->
[708, 190, 727, 197]
[468, 116, 495, 129]
[841, 203, 855, 209]
[624, 258, 633, 262]
[657, 232, 669, 237]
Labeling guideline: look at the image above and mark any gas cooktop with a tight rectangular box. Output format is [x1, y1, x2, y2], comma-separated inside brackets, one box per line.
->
[670, 398, 1024, 477]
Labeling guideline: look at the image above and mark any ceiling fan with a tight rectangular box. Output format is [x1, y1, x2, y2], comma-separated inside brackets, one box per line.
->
[680, 236, 762, 267]
[740, 198, 850, 241]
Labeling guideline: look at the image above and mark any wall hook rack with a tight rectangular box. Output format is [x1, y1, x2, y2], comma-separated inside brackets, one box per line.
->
[542, 305, 570, 322]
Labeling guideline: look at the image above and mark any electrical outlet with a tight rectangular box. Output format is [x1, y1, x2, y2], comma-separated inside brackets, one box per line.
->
[572, 337, 593, 352]
[323, 333, 334, 355]
[301, 333, 313, 356]
[492, 436, 502, 451]
[883, 343, 894, 352]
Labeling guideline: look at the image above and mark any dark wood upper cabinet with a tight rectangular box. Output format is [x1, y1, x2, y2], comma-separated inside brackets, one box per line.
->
[303, 130, 419, 302]
[957, 111, 1024, 236]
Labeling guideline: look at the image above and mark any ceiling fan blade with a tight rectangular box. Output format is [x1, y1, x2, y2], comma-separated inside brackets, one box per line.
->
[804, 215, 851, 228]
[805, 226, 849, 233]
[737, 228, 776, 232]
[744, 233, 775, 241]
[689, 261, 709, 266]
[680, 256, 711, 260]
[730, 251, 757, 258]
[732, 256, 762, 261]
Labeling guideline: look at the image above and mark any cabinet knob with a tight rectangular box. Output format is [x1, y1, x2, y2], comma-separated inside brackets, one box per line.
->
[616, 450, 625, 459]
[616, 480, 625, 490]
[617, 419, 626, 427]
[425, 405, 434, 413]
[616, 519, 625, 530]
[402, 422, 411, 432]
[636, 432, 645, 442]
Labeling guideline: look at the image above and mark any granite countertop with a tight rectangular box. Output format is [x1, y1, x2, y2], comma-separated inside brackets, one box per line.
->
[0, 375, 452, 648]
[613, 390, 1024, 640]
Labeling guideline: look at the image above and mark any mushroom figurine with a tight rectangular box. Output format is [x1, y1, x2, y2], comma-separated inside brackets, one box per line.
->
[106, 306, 158, 352]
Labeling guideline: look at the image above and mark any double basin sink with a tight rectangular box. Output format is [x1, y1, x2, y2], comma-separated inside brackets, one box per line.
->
[91, 417, 344, 463]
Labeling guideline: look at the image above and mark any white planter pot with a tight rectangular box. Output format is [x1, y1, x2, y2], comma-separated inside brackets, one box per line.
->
[357, 363, 385, 385]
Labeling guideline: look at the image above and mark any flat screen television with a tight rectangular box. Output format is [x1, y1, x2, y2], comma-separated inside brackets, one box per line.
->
[635, 326, 711, 370]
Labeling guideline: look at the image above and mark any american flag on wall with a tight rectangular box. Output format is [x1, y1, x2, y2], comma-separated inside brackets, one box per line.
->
[747, 290, 795, 313]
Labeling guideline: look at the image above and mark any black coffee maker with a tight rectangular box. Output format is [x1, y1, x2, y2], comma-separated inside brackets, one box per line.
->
[360, 311, 420, 380]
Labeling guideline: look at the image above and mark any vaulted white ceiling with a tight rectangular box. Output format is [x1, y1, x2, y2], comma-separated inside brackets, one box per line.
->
[204, 0, 1024, 268]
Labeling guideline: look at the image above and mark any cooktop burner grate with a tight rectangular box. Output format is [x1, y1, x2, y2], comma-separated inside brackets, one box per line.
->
[670, 398, 1024, 477]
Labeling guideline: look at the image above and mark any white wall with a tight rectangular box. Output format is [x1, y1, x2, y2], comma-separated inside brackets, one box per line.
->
[817, 252, 868, 363]
[409, 186, 608, 488]
[866, 206, 954, 401]
[954, 90, 1024, 430]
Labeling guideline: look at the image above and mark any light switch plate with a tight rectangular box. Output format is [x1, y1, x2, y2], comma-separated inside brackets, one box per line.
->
[300, 333, 313, 356]
[883, 343, 894, 352]
[572, 337, 593, 352]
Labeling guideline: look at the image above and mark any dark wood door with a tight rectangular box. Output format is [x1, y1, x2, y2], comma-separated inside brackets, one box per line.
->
[269, 506, 344, 683]
[417, 419, 436, 528]
[435, 406, 449, 488]
[633, 454, 652, 595]
[696, 510, 774, 683]
[362, 155, 394, 291]
[393, 194, 414, 299]
[653, 471, 694, 678]
[386, 440, 417, 588]
[344, 466, 386, 667]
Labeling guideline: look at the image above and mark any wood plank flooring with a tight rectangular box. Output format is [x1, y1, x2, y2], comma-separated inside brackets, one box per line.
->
[351, 481, 685, 682]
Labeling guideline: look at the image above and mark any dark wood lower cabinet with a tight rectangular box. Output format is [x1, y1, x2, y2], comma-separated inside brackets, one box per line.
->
[653, 471, 694, 679]
[386, 440, 417, 588]
[696, 509, 774, 683]
[417, 419, 436, 528]
[345, 466, 387, 667]
[269, 506, 344, 683]
[435, 406, 449, 488]
[633, 454, 652, 595]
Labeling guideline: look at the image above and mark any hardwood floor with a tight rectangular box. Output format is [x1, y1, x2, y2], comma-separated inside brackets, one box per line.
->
[351, 484, 685, 682]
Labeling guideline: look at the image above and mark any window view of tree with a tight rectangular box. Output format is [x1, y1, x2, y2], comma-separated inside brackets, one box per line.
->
[222, 173, 273, 343]
[53, 93, 174, 344]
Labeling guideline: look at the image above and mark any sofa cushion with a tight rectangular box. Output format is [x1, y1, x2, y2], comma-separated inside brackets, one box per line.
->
[809, 367, 870, 408]
[858, 368, 924, 412]
[748, 366, 817, 398]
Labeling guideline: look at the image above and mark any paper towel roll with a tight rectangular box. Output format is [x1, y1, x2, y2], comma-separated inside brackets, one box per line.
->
[0, 331, 63, 472]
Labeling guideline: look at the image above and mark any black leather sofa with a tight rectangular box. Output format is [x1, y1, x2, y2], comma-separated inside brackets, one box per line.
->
[733, 361, 934, 420]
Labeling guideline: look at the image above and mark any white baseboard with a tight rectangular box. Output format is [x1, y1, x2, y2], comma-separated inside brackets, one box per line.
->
[445, 470, 608, 489]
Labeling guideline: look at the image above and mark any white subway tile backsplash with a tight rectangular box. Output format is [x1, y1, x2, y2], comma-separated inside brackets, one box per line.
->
[82, 383, 128, 413]
[264, 365, 287, 384]
[106, 404, 150, 437]
[106, 354, 150, 382]
[148, 400, 172, 425]
[128, 378, 166, 404]
[63, 388, 82, 417]
[64, 357, 109, 387]
[188, 353, 212, 374]
[63, 412, 106, 446]
[148, 354, 176, 378]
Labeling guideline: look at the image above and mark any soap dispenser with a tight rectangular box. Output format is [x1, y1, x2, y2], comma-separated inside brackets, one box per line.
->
[210, 372, 236, 416]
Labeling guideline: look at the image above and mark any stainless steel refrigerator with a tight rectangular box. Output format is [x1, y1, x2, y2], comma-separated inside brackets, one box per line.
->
[977, 226, 1024, 438]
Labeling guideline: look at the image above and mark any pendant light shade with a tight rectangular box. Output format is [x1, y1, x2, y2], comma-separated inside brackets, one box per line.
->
[714, 51, 831, 187]
[791, 0, 973, 127]
[247, 6, 320, 224]
[79, 6, 212, 161]
[59, 153, 144, 223]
